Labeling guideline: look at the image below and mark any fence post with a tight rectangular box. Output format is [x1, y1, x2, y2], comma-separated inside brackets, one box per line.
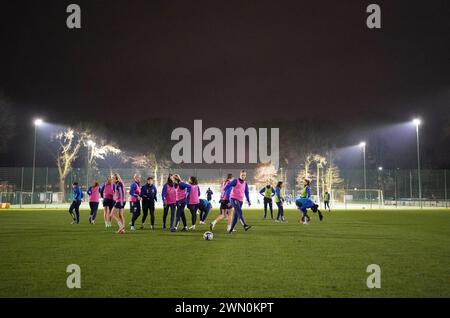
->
[445, 169, 448, 208]
[20, 167, 24, 209]
[45, 167, 49, 209]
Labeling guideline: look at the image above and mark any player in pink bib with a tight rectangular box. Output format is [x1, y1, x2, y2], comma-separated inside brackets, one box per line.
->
[223, 170, 252, 234]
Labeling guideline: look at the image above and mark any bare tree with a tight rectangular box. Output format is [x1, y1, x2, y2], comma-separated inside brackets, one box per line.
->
[54, 128, 86, 202]
[254, 162, 278, 188]
[324, 163, 344, 194]
[128, 152, 170, 187]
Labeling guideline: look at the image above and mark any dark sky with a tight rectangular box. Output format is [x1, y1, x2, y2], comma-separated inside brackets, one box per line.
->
[0, 0, 449, 166]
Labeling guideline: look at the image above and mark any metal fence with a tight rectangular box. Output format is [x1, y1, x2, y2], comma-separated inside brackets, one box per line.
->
[0, 167, 448, 208]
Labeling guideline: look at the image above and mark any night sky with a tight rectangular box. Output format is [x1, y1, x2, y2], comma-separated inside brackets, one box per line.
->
[0, 0, 449, 167]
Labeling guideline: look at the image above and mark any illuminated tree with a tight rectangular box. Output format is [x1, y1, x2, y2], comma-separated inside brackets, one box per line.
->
[54, 128, 86, 202]
[324, 163, 344, 194]
[254, 162, 278, 188]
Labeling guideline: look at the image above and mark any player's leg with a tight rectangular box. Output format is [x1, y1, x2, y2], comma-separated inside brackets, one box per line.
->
[188, 204, 197, 230]
[169, 204, 176, 231]
[141, 201, 149, 229]
[69, 201, 77, 223]
[92, 202, 99, 224]
[149, 202, 155, 229]
[74, 200, 81, 224]
[263, 198, 268, 219]
[269, 199, 273, 219]
[276, 201, 282, 221]
[163, 204, 169, 229]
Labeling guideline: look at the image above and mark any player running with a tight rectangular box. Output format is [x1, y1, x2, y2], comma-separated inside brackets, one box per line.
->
[111, 173, 126, 234]
[186, 176, 200, 230]
[140, 177, 157, 230]
[224, 170, 252, 234]
[210, 173, 233, 231]
[274, 181, 286, 222]
[295, 178, 323, 224]
[69, 182, 83, 224]
[87, 181, 100, 224]
[100, 176, 115, 228]
[129, 174, 142, 231]
[259, 183, 275, 219]
[162, 174, 177, 230]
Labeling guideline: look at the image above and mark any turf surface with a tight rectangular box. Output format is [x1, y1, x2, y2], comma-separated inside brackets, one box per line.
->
[0, 208, 449, 297]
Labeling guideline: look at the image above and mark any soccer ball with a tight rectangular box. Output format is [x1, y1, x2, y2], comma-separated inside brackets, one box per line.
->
[203, 231, 214, 241]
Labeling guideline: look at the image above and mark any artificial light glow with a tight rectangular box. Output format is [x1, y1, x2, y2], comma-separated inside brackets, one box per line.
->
[359, 141, 366, 147]
[378, 166, 383, 171]
[34, 118, 43, 126]
[413, 118, 421, 126]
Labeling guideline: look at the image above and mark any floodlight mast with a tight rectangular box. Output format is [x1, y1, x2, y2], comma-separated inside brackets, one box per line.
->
[31, 118, 43, 205]
[413, 119, 422, 208]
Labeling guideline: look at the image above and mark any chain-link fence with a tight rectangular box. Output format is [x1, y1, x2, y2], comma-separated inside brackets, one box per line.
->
[0, 167, 448, 209]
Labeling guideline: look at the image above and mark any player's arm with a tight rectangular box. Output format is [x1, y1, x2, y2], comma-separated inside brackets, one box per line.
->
[245, 183, 251, 205]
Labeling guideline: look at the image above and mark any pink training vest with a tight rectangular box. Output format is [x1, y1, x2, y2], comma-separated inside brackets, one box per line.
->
[221, 180, 231, 200]
[165, 184, 176, 204]
[188, 185, 200, 205]
[114, 182, 126, 203]
[103, 182, 114, 200]
[89, 186, 100, 203]
[130, 181, 141, 203]
[176, 185, 187, 202]
[230, 179, 246, 202]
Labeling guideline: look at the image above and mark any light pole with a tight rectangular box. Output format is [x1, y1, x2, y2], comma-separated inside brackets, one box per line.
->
[359, 142, 367, 200]
[413, 118, 422, 208]
[86, 140, 95, 190]
[377, 166, 383, 189]
[31, 118, 43, 204]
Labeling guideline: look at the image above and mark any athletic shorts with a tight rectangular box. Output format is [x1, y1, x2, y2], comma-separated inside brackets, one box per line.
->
[103, 198, 115, 209]
[220, 199, 230, 210]
[114, 202, 126, 209]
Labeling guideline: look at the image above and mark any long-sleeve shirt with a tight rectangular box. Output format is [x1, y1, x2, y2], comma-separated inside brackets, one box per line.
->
[141, 184, 157, 202]
[72, 186, 83, 201]
[275, 187, 283, 202]
[129, 181, 141, 199]
[259, 186, 275, 197]
[300, 185, 311, 199]
[223, 178, 250, 203]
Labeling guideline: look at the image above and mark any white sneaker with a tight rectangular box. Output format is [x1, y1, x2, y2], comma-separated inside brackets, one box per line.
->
[150, 225, 154, 230]
[130, 226, 136, 231]
[189, 225, 196, 230]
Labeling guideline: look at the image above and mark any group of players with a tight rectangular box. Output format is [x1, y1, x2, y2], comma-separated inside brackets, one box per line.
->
[68, 169, 328, 234]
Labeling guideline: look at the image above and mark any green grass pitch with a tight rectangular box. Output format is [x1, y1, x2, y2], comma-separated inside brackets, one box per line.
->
[0, 208, 449, 298]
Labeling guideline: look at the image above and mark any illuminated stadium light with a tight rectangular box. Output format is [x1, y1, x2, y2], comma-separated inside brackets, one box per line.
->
[34, 118, 43, 126]
[412, 118, 421, 126]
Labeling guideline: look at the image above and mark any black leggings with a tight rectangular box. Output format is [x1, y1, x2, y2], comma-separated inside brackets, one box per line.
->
[69, 200, 82, 223]
[89, 202, 99, 221]
[263, 197, 273, 218]
[187, 204, 198, 225]
[276, 202, 284, 220]
[142, 201, 155, 226]
[163, 203, 176, 229]
[176, 200, 187, 228]
[130, 201, 141, 226]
